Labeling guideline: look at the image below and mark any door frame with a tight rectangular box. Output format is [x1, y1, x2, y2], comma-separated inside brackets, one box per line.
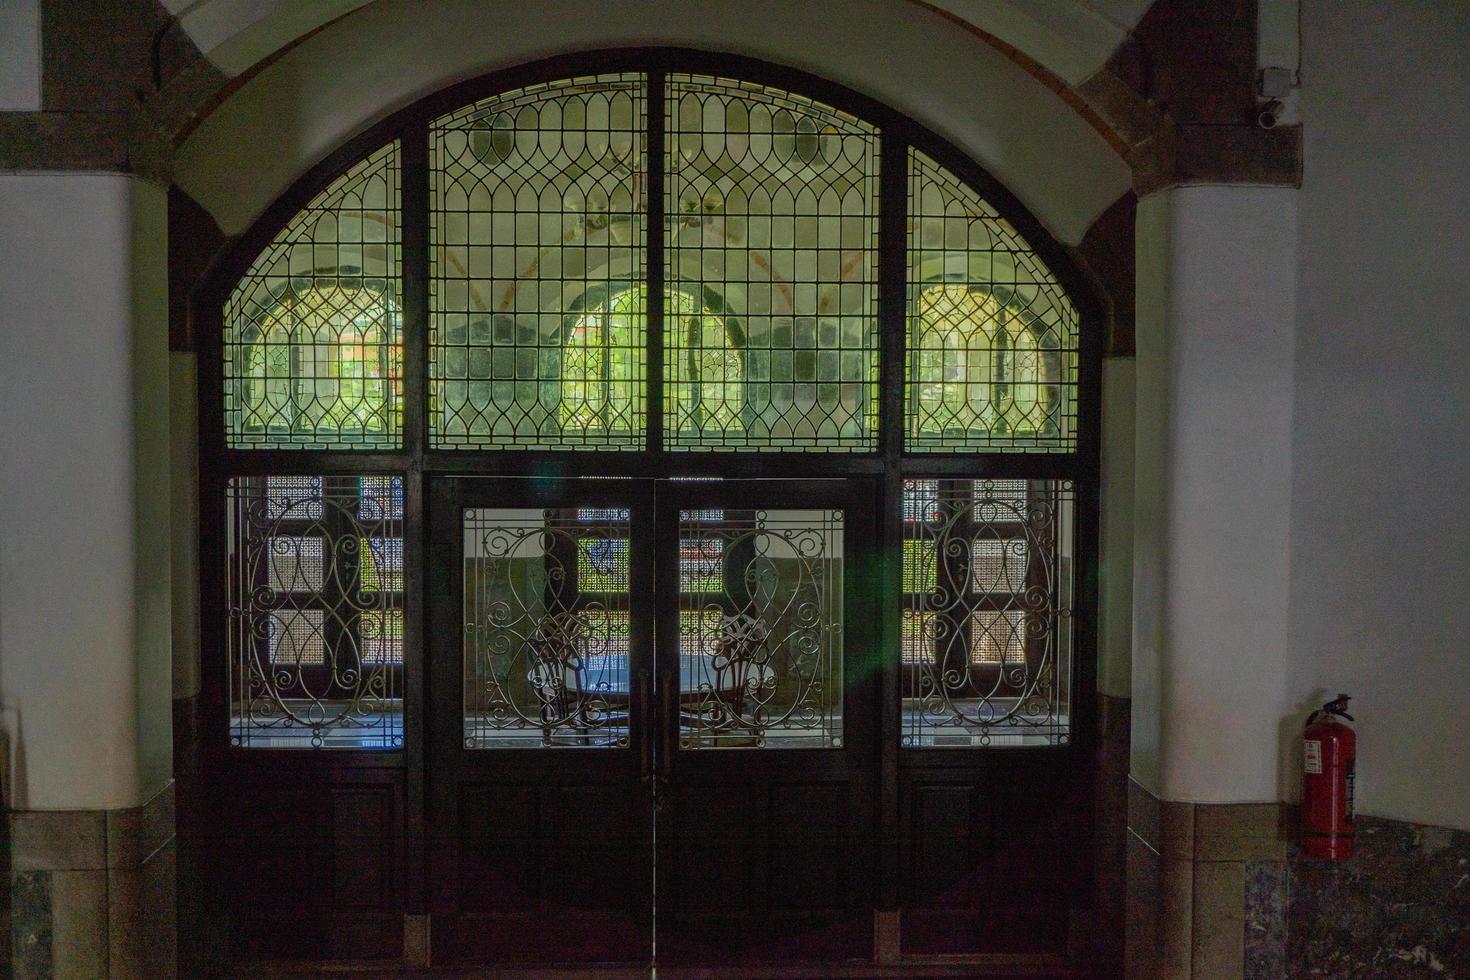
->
[425, 475, 657, 966]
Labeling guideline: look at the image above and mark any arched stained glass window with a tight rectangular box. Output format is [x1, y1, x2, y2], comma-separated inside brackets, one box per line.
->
[224, 142, 401, 448]
[907, 149, 1078, 452]
[209, 62, 1095, 757]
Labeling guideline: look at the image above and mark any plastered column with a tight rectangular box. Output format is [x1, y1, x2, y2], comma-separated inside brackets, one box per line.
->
[1131, 185, 1297, 804]
[0, 174, 172, 810]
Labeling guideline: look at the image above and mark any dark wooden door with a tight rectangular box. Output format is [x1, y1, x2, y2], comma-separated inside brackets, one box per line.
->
[426, 476, 656, 966]
[652, 478, 880, 965]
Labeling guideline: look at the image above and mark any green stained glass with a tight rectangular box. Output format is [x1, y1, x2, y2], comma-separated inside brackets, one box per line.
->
[665, 74, 880, 451]
[430, 74, 647, 449]
[359, 538, 404, 592]
[903, 539, 937, 594]
[225, 143, 402, 448]
[907, 149, 1078, 452]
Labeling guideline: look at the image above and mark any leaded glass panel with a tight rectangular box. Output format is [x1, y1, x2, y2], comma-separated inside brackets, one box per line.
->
[901, 478, 1074, 747]
[224, 143, 402, 448]
[431, 75, 647, 449]
[228, 475, 405, 749]
[676, 508, 844, 748]
[463, 507, 633, 747]
[665, 75, 879, 451]
[907, 150, 1079, 452]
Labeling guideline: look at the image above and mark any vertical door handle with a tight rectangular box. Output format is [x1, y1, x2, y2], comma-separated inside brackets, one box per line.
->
[659, 670, 676, 783]
[638, 669, 653, 784]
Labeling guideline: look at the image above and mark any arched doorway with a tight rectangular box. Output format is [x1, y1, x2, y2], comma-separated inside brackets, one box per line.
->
[188, 50, 1101, 971]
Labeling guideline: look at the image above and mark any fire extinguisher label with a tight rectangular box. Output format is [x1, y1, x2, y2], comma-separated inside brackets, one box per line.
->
[1304, 739, 1323, 774]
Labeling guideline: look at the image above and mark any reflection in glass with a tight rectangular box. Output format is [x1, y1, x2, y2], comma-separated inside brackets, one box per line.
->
[463, 507, 633, 747]
[666, 75, 879, 450]
[676, 508, 844, 748]
[431, 75, 647, 449]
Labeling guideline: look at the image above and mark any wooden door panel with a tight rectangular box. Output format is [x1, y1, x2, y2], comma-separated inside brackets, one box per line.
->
[208, 769, 405, 961]
[654, 479, 878, 965]
[427, 477, 654, 967]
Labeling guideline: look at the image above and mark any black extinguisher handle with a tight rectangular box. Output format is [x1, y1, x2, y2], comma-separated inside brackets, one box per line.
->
[1310, 693, 1353, 725]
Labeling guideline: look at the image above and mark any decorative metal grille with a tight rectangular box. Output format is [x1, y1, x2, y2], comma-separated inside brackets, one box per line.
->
[224, 144, 402, 448]
[900, 478, 1073, 746]
[227, 475, 405, 748]
[431, 75, 648, 449]
[677, 508, 843, 748]
[907, 150, 1078, 452]
[463, 507, 634, 747]
[665, 75, 880, 451]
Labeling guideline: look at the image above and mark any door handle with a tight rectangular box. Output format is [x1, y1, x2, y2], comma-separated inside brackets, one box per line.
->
[660, 670, 676, 783]
[638, 669, 653, 784]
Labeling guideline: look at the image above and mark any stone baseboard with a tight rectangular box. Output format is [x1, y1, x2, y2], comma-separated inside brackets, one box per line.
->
[9, 782, 176, 979]
[1126, 782, 1468, 978]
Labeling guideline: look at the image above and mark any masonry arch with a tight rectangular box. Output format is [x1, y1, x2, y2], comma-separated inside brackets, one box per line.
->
[184, 46, 1105, 970]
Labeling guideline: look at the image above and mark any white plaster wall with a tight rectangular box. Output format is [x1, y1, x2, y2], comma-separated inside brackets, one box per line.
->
[1132, 186, 1298, 804]
[172, 0, 1129, 245]
[0, 0, 41, 111]
[1290, 0, 1470, 830]
[1098, 357, 1135, 698]
[0, 175, 172, 810]
[166, 0, 1150, 89]
[1129, 197, 1170, 793]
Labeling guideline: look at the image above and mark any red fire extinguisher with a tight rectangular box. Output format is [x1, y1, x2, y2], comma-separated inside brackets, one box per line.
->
[1301, 694, 1356, 860]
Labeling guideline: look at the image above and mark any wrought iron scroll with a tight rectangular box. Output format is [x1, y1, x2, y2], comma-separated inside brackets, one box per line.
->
[430, 75, 648, 449]
[224, 143, 402, 449]
[228, 475, 405, 748]
[900, 479, 1074, 747]
[665, 75, 880, 451]
[678, 508, 843, 748]
[463, 508, 633, 747]
[907, 149, 1079, 452]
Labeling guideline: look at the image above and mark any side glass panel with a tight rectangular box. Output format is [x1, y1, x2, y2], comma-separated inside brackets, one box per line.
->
[900, 478, 1074, 746]
[463, 507, 633, 747]
[431, 75, 648, 449]
[906, 149, 1079, 452]
[677, 508, 843, 748]
[226, 475, 405, 748]
[224, 143, 402, 449]
[665, 75, 879, 451]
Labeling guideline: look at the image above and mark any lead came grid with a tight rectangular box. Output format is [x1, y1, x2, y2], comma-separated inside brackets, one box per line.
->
[463, 507, 634, 747]
[228, 475, 405, 749]
[431, 75, 648, 449]
[677, 508, 844, 748]
[665, 75, 880, 451]
[907, 149, 1079, 452]
[224, 143, 403, 449]
[900, 478, 1074, 746]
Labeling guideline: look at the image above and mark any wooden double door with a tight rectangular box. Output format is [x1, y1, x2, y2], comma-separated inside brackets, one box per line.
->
[426, 476, 879, 967]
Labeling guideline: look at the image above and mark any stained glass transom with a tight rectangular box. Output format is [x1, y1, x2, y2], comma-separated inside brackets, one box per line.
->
[224, 143, 402, 448]
[907, 149, 1078, 452]
[665, 75, 880, 451]
[430, 74, 647, 449]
